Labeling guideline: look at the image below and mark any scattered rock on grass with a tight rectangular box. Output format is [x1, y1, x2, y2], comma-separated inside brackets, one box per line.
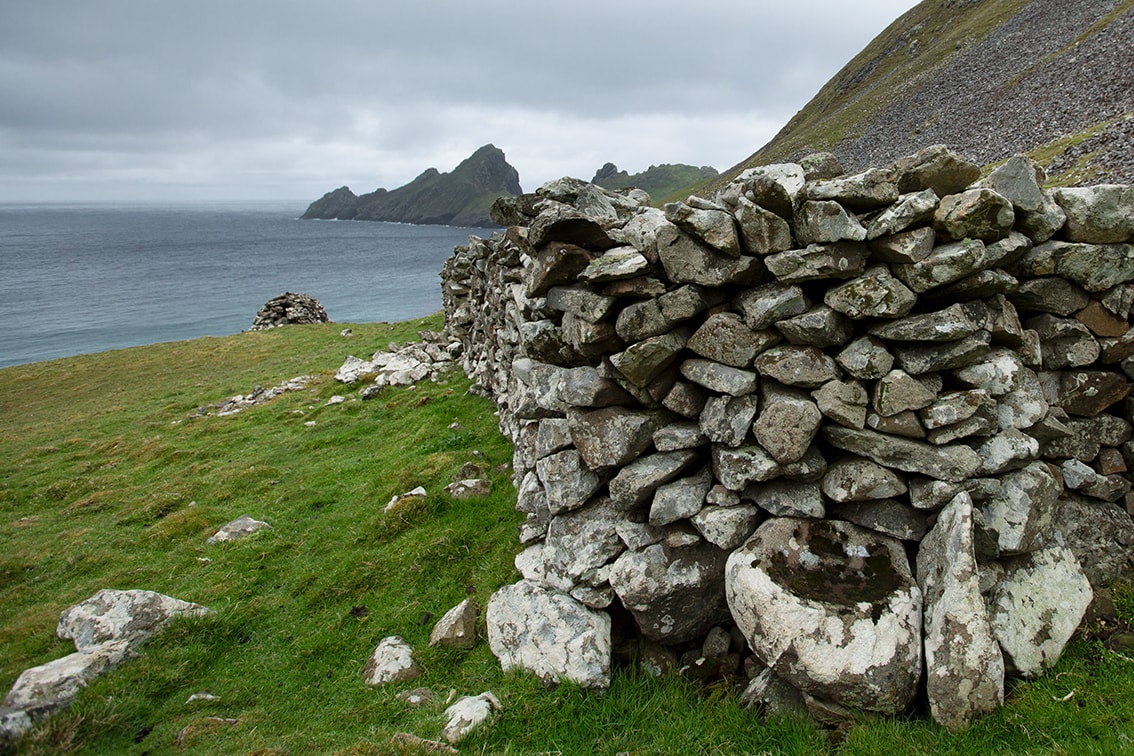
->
[363, 636, 422, 685]
[441, 691, 501, 744]
[207, 515, 272, 544]
[429, 599, 479, 649]
[385, 487, 427, 513]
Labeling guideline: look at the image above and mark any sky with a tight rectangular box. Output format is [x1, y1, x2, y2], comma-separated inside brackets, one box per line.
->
[0, 1, 921, 202]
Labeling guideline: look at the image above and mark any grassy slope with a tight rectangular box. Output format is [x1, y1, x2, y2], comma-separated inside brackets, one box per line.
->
[2, 320, 1134, 754]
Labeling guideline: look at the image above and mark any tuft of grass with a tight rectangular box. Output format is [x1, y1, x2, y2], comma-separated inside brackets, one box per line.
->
[3, 314, 1134, 754]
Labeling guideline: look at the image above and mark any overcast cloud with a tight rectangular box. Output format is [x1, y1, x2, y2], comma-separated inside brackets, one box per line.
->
[0, 1, 920, 202]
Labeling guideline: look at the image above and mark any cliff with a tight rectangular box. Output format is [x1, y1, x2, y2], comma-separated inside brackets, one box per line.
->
[302, 144, 523, 228]
[721, 0, 1134, 188]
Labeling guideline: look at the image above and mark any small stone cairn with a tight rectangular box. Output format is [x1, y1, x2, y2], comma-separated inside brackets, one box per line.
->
[440, 145, 1134, 729]
[249, 292, 330, 330]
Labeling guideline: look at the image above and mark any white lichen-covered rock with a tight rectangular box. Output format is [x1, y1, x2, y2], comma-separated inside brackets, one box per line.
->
[988, 541, 1092, 678]
[57, 589, 214, 652]
[441, 691, 502, 744]
[917, 493, 1004, 730]
[3, 641, 131, 709]
[363, 636, 421, 685]
[486, 580, 611, 689]
[207, 514, 272, 544]
[726, 517, 922, 713]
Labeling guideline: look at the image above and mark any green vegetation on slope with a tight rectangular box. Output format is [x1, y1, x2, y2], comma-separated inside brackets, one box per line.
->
[591, 163, 719, 206]
[3, 320, 1134, 754]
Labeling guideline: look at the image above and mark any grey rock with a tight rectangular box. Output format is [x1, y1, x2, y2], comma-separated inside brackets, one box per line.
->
[661, 380, 709, 418]
[653, 420, 708, 452]
[726, 517, 922, 713]
[765, 242, 867, 283]
[658, 284, 724, 323]
[687, 312, 774, 367]
[934, 188, 1014, 242]
[988, 541, 1092, 678]
[657, 223, 763, 286]
[836, 336, 895, 380]
[1026, 314, 1100, 370]
[795, 200, 867, 244]
[536, 418, 573, 458]
[837, 499, 928, 541]
[775, 306, 853, 348]
[699, 394, 759, 447]
[890, 145, 981, 196]
[892, 238, 988, 293]
[753, 383, 822, 464]
[487, 580, 611, 688]
[429, 599, 479, 650]
[207, 514, 271, 544]
[823, 266, 917, 320]
[442, 692, 502, 745]
[1018, 190, 1067, 243]
[665, 200, 742, 257]
[1057, 494, 1134, 587]
[985, 155, 1046, 213]
[753, 345, 841, 388]
[57, 589, 214, 653]
[608, 450, 699, 509]
[615, 298, 672, 343]
[893, 331, 992, 374]
[1008, 277, 1090, 315]
[1059, 370, 1133, 417]
[869, 303, 979, 342]
[610, 329, 688, 387]
[807, 167, 899, 210]
[916, 493, 1004, 731]
[525, 242, 593, 297]
[3, 641, 131, 710]
[649, 468, 713, 526]
[919, 389, 991, 430]
[872, 369, 939, 417]
[974, 429, 1039, 475]
[560, 366, 635, 407]
[691, 505, 762, 550]
[736, 163, 806, 218]
[823, 426, 981, 482]
[812, 379, 869, 429]
[568, 407, 661, 470]
[1053, 185, 1134, 243]
[679, 358, 759, 396]
[866, 189, 939, 239]
[867, 409, 927, 439]
[821, 456, 907, 502]
[546, 285, 617, 323]
[868, 226, 936, 264]
[747, 480, 825, 518]
[736, 197, 794, 255]
[734, 282, 811, 329]
[609, 542, 729, 643]
[578, 246, 651, 283]
[712, 443, 782, 491]
[536, 449, 602, 514]
[543, 498, 626, 587]
[445, 479, 492, 499]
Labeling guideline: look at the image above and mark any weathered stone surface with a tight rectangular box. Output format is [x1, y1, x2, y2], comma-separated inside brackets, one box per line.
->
[687, 312, 773, 367]
[753, 383, 822, 464]
[207, 514, 271, 544]
[542, 498, 626, 587]
[429, 599, 479, 649]
[892, 331, 992, 374]
[734, 282, 811, 329]
[1026, 314, 1100, 370]
[872, 369, 938, 416]
[726, 518, 922, 713]
[748, 480, 825, 518]
[795, 201, 867, 244]
[753, 345, 841, 388]
[57, 589, 213, 652]
[653, 420, 708, 452]
[712, 444, 781, 491]
[679, 359, 759, 396]
[699, 394, 759, 447]
[661, 380, 709, 419]
[807, 167, 898, 210]
[765, 242, 867, 283]
[1019, 190, 1068, 243]
[690, 505, 762, 550]
[836, 336, 894, 380]
[824, 266, 917, 320]
[4, 641, 131, 710]
[973, 428, 1039, 475]
[446, 478, 492, 499]
[546, 285, 616, 323]
[837, 499, 928, 541]
[610, 330, 688, 387]
[560, 366, 635, 407]
[821, 457, 907, 502]
[487, 581, 611, 688]
[823, 426, 981, 482]
[933, 188, 1014, 242]
[525, 242, 593, 297]
[988, 542, 1092, 678]
[736, 163, 806, 218]
[1022, 241, 1134, 293]
[919, 389, 989, 430]
[812, 379, 868, 429]
[868, 226, 936, 264]
[736, 197, 794, 255]
[442, 692, 502, 745]
[657, 223, 763, 286]
[890, 145, 981, 197]
[608, 450, 699, 508]
[609, 542, 729, 644]
[665, 200, 742, 257]
[1009, 277, 1090, 315]
[578, 247, 650, 283]
[568, 407, 661, 470]
[1059, 370, 1132, 417]
[869, 303, 979, 342]
[1053, 186, 1134, 243]
[917, 493, 1004, 731]
[893, 238, 987, 293]
[649, 468, 713, 526]
[364, 636, 422, 685]
[774, 306, 853, 348]
[1057, 494, 1134, 587]
[536, 450, 602, 514]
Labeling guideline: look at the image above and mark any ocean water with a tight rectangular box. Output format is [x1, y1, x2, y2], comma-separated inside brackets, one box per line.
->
[0, 201, 483, 368]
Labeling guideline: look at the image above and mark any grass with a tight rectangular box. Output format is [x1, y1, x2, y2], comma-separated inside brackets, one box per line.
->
[3, 316, 1134, 754]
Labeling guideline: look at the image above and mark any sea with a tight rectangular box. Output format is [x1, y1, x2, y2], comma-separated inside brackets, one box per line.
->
[0, 201, 485, 369]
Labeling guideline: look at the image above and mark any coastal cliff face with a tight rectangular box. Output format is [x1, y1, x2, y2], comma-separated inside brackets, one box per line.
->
[725, 0, 1134, 188]
[302, 144, 522, 228]
[440, 147, 1134, 727]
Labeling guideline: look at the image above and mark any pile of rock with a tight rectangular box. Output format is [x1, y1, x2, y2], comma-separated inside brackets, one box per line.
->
[440, 145, 1134, 728]
[249, 292, 330, 331]
[335, 330, 463, 396]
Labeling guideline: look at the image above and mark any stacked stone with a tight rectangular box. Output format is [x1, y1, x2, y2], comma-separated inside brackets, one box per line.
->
[440, 146, 1134, 729]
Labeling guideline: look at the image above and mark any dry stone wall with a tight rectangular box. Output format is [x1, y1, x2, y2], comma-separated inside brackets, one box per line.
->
[440, 145, 1134, 728]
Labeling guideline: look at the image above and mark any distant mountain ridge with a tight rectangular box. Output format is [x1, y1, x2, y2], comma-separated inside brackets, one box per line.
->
[722, 0, 1134, 188]
[302, 144, 522, 228]
[590, 162, 719, 202]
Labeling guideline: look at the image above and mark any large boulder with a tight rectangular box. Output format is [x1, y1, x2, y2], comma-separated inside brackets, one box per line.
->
[726, 518, 922, 713]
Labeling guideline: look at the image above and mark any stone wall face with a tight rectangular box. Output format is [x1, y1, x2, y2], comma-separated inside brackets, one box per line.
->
[440, 146, 1134, 728]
